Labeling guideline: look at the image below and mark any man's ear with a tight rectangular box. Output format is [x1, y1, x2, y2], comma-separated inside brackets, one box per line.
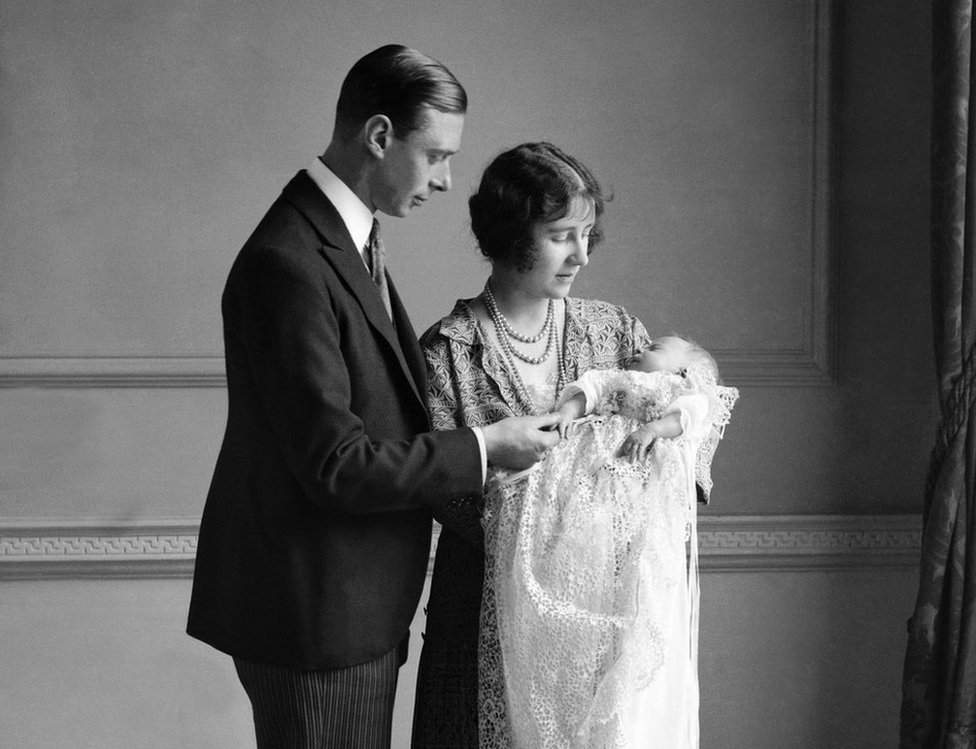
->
[364, 115, 394, 158]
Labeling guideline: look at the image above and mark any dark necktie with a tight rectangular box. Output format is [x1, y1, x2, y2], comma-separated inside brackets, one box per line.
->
[367, 219, 393, 320]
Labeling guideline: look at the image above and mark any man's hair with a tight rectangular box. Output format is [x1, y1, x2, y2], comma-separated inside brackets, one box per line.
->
[469, 142, 610, 272]
[334, 45, 467, 139]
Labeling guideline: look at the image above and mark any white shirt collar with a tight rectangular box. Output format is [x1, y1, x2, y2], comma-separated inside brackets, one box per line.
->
[306, 157, 374, 256]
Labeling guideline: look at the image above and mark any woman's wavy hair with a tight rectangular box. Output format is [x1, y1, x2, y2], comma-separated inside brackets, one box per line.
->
[469, 142, 610, 271]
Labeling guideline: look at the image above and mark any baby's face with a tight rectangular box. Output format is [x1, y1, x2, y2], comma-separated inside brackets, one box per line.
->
[631, 337, 691, 373]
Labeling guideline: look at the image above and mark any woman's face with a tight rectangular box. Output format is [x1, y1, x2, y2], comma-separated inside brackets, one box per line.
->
[507, 196, 594, 299]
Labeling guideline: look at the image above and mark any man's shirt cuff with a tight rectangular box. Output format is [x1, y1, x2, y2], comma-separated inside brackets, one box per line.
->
[471, 426, 488, 484]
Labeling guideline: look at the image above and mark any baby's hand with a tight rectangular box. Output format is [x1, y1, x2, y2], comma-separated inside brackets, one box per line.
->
[549, 391, 586, 438]
[551, 408, 577, 439]
[618, 423, 661, 463]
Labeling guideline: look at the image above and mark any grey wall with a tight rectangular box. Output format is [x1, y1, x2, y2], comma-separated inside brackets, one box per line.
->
[0, 0, 933, 746]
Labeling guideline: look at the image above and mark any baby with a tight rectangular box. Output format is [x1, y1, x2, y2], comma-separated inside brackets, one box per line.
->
[552, 335, 721, 466]
[484, 334, 736, 748]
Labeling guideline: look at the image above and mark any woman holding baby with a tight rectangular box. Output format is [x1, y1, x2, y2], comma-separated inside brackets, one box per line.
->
[411, 142, 736, 749]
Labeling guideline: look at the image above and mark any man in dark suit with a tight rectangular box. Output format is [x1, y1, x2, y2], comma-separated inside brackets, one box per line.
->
[187, 45, 559, 749]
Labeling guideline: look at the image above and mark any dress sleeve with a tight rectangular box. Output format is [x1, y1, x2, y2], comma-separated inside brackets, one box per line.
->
[671, 383, 740, 504]
[623, 313, 652, 360]
[423, 329, 466, 432]
[422, 328, 485, 546]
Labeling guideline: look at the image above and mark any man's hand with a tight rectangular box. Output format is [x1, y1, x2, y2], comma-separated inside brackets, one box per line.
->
[482, 414, 561, 470]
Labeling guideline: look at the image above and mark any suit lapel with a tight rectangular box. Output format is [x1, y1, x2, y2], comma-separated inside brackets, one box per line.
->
[281, 172, 426, 410]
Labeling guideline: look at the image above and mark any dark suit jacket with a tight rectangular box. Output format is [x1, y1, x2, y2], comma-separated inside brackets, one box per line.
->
[187, 171, 483, 669]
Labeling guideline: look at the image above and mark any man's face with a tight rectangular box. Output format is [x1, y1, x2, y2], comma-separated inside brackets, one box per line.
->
[371, 107, 464, 217]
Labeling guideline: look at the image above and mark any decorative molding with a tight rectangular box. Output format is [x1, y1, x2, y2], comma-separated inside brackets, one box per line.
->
[0, 356, 225, 388]
[0, 513, 920, 580]
[0, 2, 834, 391]
[696, 513, 921, 571]
[709, 347, 831, 389]
[715, 0, 835, 388]
[0, 520, 198, 579]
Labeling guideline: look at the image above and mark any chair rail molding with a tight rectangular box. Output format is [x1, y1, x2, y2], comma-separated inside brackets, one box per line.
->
[0, 356, 225, 388]
[0, 512, 920, 580]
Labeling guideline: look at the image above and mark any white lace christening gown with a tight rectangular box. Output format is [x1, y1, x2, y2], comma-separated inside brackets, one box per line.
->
[480, 369, 737, 749]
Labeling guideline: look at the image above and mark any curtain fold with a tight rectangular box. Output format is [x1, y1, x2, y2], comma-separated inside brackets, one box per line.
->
[900, 2, 976, 746]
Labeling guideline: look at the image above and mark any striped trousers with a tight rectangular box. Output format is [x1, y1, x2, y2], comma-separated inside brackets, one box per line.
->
[234, 641, 404, 749]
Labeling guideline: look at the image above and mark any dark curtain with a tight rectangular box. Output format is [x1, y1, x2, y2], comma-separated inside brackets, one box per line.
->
[900, 2, 976, 747]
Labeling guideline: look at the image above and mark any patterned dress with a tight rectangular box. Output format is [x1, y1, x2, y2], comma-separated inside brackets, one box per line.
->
[410, 296, 650, 748]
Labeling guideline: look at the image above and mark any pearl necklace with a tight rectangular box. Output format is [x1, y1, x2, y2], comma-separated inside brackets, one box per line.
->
[482, 281, 568, 408]
[484, 280, 553, 344]
[484, 281, 555, 365]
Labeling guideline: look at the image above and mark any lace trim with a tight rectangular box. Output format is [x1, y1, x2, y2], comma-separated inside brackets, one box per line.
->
[481, 420, 702, 748]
